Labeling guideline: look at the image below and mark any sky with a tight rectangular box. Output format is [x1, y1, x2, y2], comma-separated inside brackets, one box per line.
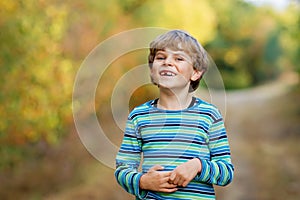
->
[245, 0, 291, 10]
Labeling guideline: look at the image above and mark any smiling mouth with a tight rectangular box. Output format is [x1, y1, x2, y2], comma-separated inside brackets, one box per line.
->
[159, 71, 176, 77]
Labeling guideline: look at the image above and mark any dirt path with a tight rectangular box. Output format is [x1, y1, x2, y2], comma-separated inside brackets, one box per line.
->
[45, 73, 298, 200]
[218, 72, 298, 200]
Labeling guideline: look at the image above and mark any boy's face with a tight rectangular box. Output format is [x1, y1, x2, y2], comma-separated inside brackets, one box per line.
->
[150, 48, 203, 91]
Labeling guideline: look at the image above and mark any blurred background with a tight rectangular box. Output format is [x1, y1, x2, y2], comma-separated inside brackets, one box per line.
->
[0, 0, 299, 199]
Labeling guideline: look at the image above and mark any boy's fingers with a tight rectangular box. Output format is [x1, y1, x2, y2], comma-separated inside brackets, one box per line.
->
[162, 176, 174, 184]
[161, 181, 178, 192]
[169, 171, 176, 181]
[182, 181, 189, 187]
[160, 188, 178, 193]
[173, 176, 181, 185]
[166, 182, 177, 188]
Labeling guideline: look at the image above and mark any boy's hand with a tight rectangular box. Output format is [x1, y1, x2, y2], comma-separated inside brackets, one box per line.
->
[139, 165, 178, 193]
[169, 158, 202, 187]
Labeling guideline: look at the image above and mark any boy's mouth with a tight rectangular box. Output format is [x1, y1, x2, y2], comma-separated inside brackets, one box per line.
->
[159, 70, 176, 77]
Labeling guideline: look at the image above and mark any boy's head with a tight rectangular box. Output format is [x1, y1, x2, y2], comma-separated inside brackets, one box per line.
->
[148, 30, 208, 92]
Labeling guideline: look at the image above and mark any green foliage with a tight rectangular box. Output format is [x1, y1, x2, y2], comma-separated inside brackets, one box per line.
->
[278, 4, 300, 78]
[0, 0, 73, 168]
[205, 0, 294, 89]
[129, 0, 217, 44]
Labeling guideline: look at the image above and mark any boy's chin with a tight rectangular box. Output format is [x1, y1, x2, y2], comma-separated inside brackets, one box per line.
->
[157, 84, 176, 90]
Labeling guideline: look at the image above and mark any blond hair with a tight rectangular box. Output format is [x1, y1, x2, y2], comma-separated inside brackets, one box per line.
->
[148, 30, 208, 91]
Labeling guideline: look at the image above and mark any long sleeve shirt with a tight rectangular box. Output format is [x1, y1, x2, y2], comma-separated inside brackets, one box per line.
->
[115, 97, 234, 199]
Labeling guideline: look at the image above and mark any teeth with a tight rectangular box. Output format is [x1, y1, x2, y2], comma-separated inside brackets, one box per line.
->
[160, 71, 175, 76]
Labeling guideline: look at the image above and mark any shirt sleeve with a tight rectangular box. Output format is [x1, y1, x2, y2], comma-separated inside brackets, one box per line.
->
[114, 117, 148, 199]
[194, 109, 234, 186]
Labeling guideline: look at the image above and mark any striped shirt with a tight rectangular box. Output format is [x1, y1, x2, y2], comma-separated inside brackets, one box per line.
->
[115, 97, 234, 199]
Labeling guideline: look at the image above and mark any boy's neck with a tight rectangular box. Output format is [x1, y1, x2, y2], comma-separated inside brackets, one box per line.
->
[158, 89, 194, 110]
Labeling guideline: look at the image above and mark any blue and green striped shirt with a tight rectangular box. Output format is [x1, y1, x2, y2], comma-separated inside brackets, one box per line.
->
[115, 97, 234, 199]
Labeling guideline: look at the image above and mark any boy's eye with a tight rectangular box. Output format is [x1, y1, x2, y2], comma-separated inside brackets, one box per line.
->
[155, 56, 165, 60]
[176, 57, 184, 61]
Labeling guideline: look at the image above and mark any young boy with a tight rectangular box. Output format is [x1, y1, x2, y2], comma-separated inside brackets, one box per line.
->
[115, 30, 234, 199]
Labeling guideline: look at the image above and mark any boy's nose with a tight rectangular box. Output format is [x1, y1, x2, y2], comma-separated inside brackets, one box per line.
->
[164, 56, 174, 66]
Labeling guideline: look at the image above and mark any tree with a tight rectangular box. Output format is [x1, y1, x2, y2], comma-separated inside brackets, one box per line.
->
[0, 0, 73, 168]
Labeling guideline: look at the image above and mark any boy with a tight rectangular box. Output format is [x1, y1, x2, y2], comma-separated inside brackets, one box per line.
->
[115, 30, 234, 199]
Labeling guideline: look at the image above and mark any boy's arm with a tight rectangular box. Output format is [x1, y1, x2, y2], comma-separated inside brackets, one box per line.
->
[195, 113, 234, 186]
[115, 118, 178, 197]
[114, 118, 147, 199]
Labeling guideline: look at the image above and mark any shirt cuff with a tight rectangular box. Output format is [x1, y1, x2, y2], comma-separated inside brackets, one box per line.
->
[195, 158, 210, 182]
[135, 173, 148, 199]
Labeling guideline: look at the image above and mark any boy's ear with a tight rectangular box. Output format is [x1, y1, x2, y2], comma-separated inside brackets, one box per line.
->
[191, 70, 204, 81]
